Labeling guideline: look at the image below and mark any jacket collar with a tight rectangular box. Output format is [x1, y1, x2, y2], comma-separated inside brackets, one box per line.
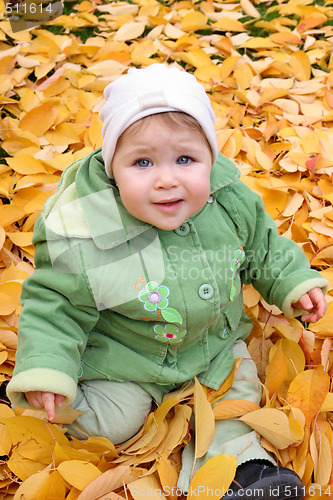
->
[209, 152, 240, 194]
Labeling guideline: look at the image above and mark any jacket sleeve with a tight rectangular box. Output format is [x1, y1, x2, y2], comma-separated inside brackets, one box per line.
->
[221, 180, 329, 318]
[7, 215, 100, 410]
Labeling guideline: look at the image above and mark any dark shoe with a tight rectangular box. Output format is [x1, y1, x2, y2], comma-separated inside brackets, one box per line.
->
[223, 461, 304, 499]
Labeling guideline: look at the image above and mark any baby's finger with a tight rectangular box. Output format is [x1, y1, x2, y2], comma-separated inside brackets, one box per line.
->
[308, 288, 327, 317]
[296, 294, 313, 311]
[55, 394, 65, 408]
[25, 391, 43, 408]
[42, 392, 56, 421]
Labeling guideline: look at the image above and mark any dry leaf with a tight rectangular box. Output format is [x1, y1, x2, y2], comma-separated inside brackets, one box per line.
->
[240, 408, 304, 449]
[193, 377, 215, 459]
[188, 454, 237, 500]
[57, 460, 101, 490]
[286, 365, 330, 426]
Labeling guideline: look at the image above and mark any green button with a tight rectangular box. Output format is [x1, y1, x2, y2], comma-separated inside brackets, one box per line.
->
[198, 283, 214, 300]
[174, 223, 190, 236]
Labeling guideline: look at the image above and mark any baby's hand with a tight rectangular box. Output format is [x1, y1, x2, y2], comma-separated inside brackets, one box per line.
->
[292, 287, 327, 323]
[25, 391, 65, 421]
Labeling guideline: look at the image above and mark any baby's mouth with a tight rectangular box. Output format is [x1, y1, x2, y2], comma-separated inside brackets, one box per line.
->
[154, 199, 183, 211]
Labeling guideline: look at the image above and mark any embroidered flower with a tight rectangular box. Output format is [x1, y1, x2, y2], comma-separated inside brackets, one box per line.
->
[138, 281, 169, 312]
[154, 324, 187, 344]
[230, 248, 245, 273]
[229, 248, 245, 301]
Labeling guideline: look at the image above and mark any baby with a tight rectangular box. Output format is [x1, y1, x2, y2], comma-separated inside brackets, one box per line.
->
[7, 64, 328, 499]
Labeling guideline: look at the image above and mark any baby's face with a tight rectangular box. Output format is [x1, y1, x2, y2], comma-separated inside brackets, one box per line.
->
[111, 116, 212, 230]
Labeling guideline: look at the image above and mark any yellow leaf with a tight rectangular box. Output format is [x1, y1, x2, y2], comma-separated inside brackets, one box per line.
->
[181, 11, 208, 32]
[18, 439, 53, 464]
[213, 399, 260, 419]
[19, 102, 58, 136]
[188, 454, 237, 500]
[43, 76, 71, 98]
[163, 404, 192, 453]
[286, 365, 330, 426]
[7, 447, 47, 481]
[154, 398, 181, 426]
[241, 37, 277, 49]
[3, 416, 69, 447]
[269, 32, 301, 45]
[45, 122, 81, 146]
[0, 205, 26, 229]
[0, 403, 15, 418]
[0, 422, 12, 456]
[289, 51, 311, 81]
[309, 302, 333, 334]
[157, 455, 178, 500]
[241, 0, 260, 18]
[73, 436, 118, 457]
[311, 427, 332, 485]
[0, 282, 22, 315]
[234, 63, 254, 90]
[212, 17, 246, 32]
[194, 377, 215, 458]
[207, 363, 235, 405]
[320, 392, 333, 412]
[194, 64, 223, 82]
[35, 470, 66, 500]
[13, 470, 50, 500]
[7, 232, 33, 248]
[77, 466, 135, 500]
[278, 338, 305, 383]
[181, 48, 212, 68]
[114, 22, 146, 41]
[0, 226, 5, 250]
[281, 193, 304, 217]
[240, 408, 304, 449]
[164, 23, 185, 39]
[129, 474, 167, 500]
[320, 338, 332, 372]
[7, 155, 48, 175]
[0, 351, 8, 365]
[265, 342, 288, 398]
[297, 13, 327, 33]
[57, 460, 101, 491]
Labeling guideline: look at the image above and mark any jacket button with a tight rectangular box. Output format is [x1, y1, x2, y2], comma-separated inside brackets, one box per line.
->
[207, 195, 214, 204]
[198, 283, 214, 300]
[174, 223, 190, 236]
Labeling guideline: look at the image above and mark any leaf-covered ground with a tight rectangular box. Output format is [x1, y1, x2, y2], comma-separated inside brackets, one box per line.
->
[0, 0, 333, 498]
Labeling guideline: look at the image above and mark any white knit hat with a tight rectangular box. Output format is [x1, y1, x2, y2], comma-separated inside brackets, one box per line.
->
[99, 63, 219, 177]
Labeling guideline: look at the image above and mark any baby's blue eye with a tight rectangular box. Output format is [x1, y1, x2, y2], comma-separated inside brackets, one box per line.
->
[177, 156, 192, 165]
[136, 159, 151, 168]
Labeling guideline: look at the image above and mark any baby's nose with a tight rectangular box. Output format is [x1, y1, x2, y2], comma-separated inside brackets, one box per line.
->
[153, 164, 180, 189]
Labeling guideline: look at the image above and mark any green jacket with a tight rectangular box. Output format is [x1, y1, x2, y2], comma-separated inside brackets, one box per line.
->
[7, 149, 328, 408]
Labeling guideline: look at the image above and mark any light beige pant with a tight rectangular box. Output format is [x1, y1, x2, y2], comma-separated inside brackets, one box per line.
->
[177, 340, 275, 493]
[67, 340, 274, 492]
[67, 379, 152, 443]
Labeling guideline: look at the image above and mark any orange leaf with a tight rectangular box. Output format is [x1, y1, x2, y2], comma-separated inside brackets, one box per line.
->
[286, 365, 330, 426]
[0, 282, 22, 315]
[19, 102, 58, 136]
